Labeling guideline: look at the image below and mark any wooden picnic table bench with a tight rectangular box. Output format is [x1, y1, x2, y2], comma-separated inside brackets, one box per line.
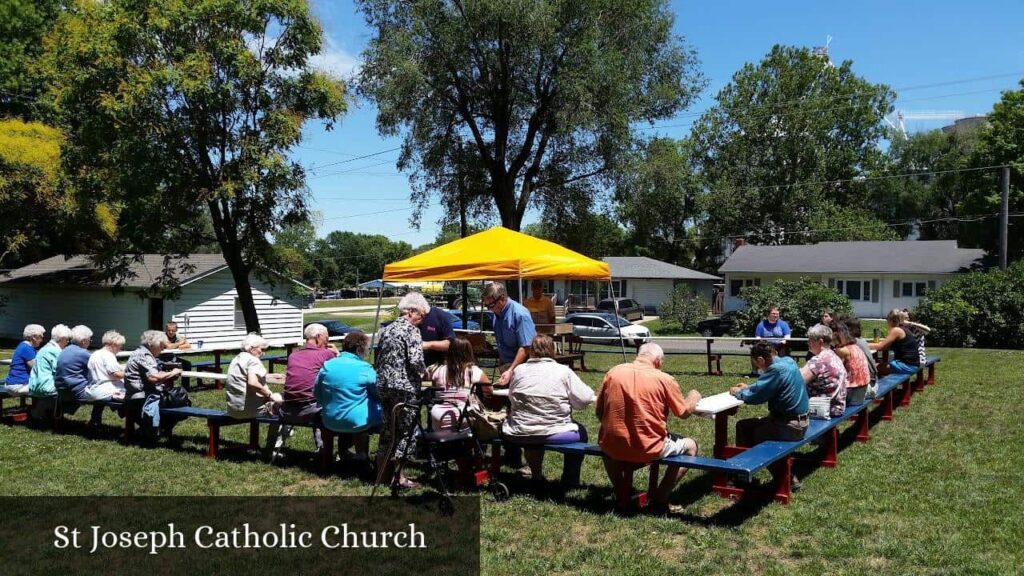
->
[489, 355, 941, 507]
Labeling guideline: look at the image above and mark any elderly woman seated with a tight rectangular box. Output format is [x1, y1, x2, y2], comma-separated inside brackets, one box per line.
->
[800, 323, 849, 418]
[55, 325, 108, 426]
[226, 333, 283, 420]
[502, 334, 596, 488]
[3, 324, 46, 396]
[124, 330, 185, 439]
[27, 324, 72, 421]
[315, 331, 381, 463]
[86, 330, 127, 403]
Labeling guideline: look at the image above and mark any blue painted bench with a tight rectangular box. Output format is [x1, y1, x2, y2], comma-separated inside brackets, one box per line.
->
[491, 355, 941, 506]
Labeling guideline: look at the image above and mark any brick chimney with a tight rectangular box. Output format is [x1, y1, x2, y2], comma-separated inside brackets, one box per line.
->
[734, 238, 747, 250]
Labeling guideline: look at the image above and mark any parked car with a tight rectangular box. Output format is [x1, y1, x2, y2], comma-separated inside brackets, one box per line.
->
[446, 310, 481, 331]
[695, 311, 739, 337]
[596, 298, 644, 321]
[305, 319, 361, 337]
[562, 313, 651, 346]
[448, 309, 494, 331]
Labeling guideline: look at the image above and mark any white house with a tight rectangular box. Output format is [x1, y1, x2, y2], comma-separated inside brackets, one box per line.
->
[546, 256, 720, 312]
[0, 254, 311, 347]
[718, 240, 986, 318]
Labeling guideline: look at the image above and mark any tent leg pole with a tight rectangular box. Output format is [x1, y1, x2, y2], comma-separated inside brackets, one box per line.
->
[370, 287, 384, 358]
[611, 280, 627, 361]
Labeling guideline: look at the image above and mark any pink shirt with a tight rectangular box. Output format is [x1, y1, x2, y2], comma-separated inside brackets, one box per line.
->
[284, 344, 337, 405]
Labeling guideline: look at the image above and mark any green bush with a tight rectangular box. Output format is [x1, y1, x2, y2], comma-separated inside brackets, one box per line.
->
[914, 260, 1024, 349]
[732, 278, 852, 337]
[657, 286, 711, 333]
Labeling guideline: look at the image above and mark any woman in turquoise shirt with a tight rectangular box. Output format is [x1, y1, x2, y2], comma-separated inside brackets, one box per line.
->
[315, 332, 381, 462]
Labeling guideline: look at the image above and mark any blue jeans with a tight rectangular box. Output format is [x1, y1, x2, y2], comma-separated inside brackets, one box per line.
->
[889, 360, 918, 374]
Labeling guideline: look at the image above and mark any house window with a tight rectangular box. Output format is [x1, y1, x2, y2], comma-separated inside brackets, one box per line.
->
[729, 278, 760, 297]
[834, 279, 871, 302]
[901, 282, 913, 297]
[233, 297, 245, 330]
[915, 282, 927, 297]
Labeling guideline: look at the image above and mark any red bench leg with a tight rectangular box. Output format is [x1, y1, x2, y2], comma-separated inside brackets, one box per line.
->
[248, 420, 260, 450]
[913, 370, 925, 393]
[320, 429, 335, 475]
[769, 457, 792, 505]
[821, 428, 837, 467]
[855, 410, 870, 443]
[927, 364, 936, 386]
[878, 390, 894, 421]
[207, 422, 219, 458]
[900, 377, 913, 407]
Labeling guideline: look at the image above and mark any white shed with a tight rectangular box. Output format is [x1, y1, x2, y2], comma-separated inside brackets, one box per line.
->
[0, 254, 311, 347]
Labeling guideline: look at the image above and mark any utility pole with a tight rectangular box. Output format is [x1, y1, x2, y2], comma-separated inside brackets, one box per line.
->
[1001, 166, 1010, 270]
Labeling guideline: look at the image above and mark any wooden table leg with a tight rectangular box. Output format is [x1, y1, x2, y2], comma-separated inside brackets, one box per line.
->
[320, 428, 335, 475]
[207, 422, 219, 458]
[249, 420, 260, 450]
[927, 364, 936, 386]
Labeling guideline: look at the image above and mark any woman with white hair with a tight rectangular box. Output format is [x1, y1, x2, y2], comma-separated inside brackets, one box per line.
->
[85, 330, 127, 403]
[374, 292, 428, 490]
[27, 324, 72, 398]
[55, 325, 107, 425]
[800, 323, 849, 418]
[225, 333, 282, 419]
[124, 330, 184, 438]
[3, 324, 46, 396]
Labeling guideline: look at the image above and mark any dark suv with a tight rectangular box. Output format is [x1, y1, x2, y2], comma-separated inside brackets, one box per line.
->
[596, 298, 644, 321]
[695, 311, 738, 337]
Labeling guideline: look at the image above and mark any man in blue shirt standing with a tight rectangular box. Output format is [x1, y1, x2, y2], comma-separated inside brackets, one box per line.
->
[482, 282, 537, 386]
[419, 303, 455, 368]
[730, 340, 809, 489]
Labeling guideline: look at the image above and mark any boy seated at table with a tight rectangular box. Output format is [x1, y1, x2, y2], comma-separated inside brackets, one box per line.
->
[729, 340, 809, 490]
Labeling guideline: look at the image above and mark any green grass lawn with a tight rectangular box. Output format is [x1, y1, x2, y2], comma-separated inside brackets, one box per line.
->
[303, 312, 394, 332]
[314, 297, 399, 308]
[2, 347, 1021, 574]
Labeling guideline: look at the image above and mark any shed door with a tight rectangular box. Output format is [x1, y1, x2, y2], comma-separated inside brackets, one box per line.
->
[148, 298, 164, 330]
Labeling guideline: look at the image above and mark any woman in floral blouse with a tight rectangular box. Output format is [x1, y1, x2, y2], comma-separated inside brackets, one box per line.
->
[800, 323, 849, 418]
[374, 292, 428, 489]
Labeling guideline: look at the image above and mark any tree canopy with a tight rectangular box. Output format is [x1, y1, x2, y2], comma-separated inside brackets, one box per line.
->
[43, 0, 346, 331]
[357, 0, 704, 231]
[0, 0, 66, 120]
[694, 45, 895, 247]
[0, 118, 67, 266]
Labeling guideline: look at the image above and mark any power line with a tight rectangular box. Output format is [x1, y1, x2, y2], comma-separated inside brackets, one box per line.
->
[320, 206, 413, 221]
[305, 147, 401, 171]
[308, 157, 400, 179]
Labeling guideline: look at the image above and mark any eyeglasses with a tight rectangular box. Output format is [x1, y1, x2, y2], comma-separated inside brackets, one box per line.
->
[482, 297, 499, 309]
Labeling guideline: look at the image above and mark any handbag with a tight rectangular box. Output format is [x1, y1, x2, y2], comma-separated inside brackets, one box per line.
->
[160, 386, 192, 409]
[464, 393, 506, 440]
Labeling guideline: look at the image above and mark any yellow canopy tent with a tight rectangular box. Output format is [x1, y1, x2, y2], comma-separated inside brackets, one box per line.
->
[374, 226, 627, 358]
[382, 226, 610, 281]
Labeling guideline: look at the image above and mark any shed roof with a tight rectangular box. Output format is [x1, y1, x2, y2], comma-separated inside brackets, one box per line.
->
[0, 254, 310, 290]
[602, 256, 720, 280]
[718, 241, 986, 274]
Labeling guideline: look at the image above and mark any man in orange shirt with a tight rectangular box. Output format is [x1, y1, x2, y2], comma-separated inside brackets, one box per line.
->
[596, 343, 701, 514]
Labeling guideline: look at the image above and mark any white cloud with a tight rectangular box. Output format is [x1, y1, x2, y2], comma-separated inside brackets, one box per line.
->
[309, 36, 362, 81]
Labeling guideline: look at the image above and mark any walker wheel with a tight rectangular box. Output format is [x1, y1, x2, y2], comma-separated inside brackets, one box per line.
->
[490, 482, 510, 502]
[439, 496, 455, 517]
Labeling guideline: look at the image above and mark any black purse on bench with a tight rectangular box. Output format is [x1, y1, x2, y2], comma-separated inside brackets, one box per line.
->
[160, 386, 192, 409]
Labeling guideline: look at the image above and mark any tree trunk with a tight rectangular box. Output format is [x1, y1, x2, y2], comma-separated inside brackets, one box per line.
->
[225, 249, 261, 334]
[208, 199, 261, 333]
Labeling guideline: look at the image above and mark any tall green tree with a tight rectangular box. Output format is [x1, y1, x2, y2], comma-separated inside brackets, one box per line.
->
[524, 208, 627, 259]
[0, 118, 68, 266]
[0, 0, 66, 120]
[977, 80, 1024, 262]
[309, 231, 413, 289]
[357, 0, 704, 231]
[693, 45, 895, 247]
[614, 137, 705, 266]
[44, 0, 346, 331]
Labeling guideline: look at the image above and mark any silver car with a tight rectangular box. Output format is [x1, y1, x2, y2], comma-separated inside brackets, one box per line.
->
[561, 313, 651, 346]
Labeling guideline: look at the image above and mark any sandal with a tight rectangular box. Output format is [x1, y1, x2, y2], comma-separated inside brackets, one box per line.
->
[397, 477, 421, 490]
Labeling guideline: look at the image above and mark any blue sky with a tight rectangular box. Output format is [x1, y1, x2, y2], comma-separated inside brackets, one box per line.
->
[296, 0, 1024, 248]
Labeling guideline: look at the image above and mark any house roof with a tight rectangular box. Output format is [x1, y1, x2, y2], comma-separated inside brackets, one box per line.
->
[0, 254, 311, 290]
[602, 256, 720, 280]
[718, 241, 986, 274]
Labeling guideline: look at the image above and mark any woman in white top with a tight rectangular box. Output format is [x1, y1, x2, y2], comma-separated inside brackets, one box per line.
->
[502, 334, 596, 487]
[226, 333, 282, 419]
[85, 330, 127, 402]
